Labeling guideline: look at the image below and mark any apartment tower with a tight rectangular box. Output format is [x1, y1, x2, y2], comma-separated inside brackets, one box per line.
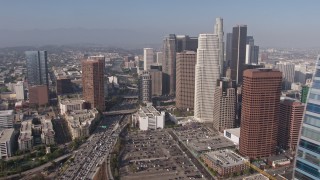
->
[176, 51, 197, 110]
[82, 55, 105, 111]
[239, 69, 282, 159]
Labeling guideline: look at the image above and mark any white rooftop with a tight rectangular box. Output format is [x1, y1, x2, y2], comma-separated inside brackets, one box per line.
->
[0, 128, 14, 143]
[0, 110, 14, 116]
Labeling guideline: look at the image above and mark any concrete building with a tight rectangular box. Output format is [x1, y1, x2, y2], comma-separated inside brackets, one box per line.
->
[201, 149, 248, 176]
[82, 55, 105, 111]
[156, 52, 163, 65]
[139, 71, 152, 103]
[176, 51, 196, 110]
[25, 51, 49, 86]
[133, 105, 165, 130]
[40, 118, 55, 145]
[213, 78, 236, 132]
[278, 98, 304, 152]
[56, 77, 73, 95]
[28, 85, 49, 106]
[149, 69, 162, 96]
[143, 48, 154, 70]
[224, 128, 240, 147]
[230, 25, 247, 85]
[65, 109, 98, 140]
[18, 120, 33, 151]
[294, 55, 320, 180]
[59, 98, 85, 115]
[275, 62, 295, 90]
[0, 110, 14, 130]
[0, 128, 15, 159]
[15, 81, 25, 100]
[194, 34, 220, 123]
[239, 69, 282, 159]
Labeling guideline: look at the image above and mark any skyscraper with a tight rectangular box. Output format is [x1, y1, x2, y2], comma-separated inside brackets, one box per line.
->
[156, 52, 163, 65]
[278, 98, 304, 152]
[245, 36, 259, 65]
[214, 17, 224, 76]
[230, 25, 247, 85]
[149, 69, 162, 96]
[275, 62, 295, 90]
[176, 51, 196, 110]
[213, 78, 236, 132]
[239, 69, 282, 159]
[82, 55, 105, 111]
[194, 34, 220, 123]
[162, 34, 198, 95]
[25, 51, 49, 86]
[143, 48, 154, 70]
[293, 56, 320, 180]
[225, 33, 233, 69]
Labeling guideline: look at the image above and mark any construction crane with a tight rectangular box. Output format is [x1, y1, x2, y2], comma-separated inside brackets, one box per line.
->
[245, 161, 277, 180]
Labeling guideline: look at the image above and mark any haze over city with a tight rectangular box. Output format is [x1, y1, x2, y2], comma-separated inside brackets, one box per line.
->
[0, 0, 319, 48]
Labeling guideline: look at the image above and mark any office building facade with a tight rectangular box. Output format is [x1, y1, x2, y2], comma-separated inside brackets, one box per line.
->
[56, 77, 73, 95]
[275, 62, 295, 90]
[278, 98, 304, 152]
[82, 56, 105, 111]
[213, 78, 236, 132]
[194, 34, 220, 123]
[29, 85, 49, 106]
[149, 69, 163, 96]
[230, 25, 247, 85]
[294, 56, 320, 180]
[214, 17, 224, 76]
[139, 71, 152, 103]
[239, 69, 282, 159]
[143, 48, 154, 70]
[25, 51, 49, 86]
[176, 51, 197, 110]
[0, 110, 14, 130]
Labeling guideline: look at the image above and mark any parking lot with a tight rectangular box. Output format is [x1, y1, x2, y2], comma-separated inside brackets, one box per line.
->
[120, 130, 206, 180]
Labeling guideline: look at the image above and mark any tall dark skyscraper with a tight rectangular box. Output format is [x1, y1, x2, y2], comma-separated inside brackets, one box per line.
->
[162, 34, 198, 95]
[239, 69, 282, 159]
[225, 33, 233, 69]
[25, 51, 49, 87]
[230, 25, 247, 85]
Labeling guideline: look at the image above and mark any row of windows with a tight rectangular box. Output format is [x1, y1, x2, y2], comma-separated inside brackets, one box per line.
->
[296, 160, 320, 178]
[304, 114, 320, 128]
[309, 92, 320, 101]
[299, 139, 320, 155]
[302, 127, 320, 142]
[312, 80, 320, 89]
[306, 103, 320, 115]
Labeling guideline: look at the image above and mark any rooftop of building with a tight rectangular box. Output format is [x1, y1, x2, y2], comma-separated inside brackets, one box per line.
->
[224, 127, 240, 137]
[243, 174, 269, 180]
[60, 98, 85, 105]
[203, 149, 247, 167]
[0, 128, 14, 143]
[189, 136, 235, 153]
[267, 154, 289, 162]
[138, 105, 161, 118]
[0, 110, 14, 116]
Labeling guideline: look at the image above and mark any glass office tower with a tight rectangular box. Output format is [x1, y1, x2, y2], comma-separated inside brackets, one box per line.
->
[25, 51, 48, 86]
[294, 55, 320, 179]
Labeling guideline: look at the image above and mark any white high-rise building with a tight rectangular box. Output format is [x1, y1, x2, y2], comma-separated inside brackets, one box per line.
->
[275, 62, 295, 90]
[194, 34, 220, 123]
[0, 110, 14, 130]
[143, 48, 154, 70]
[15, 81, 25, 100]
[214, 17, 224, 76]
[156, 52, 163, 65]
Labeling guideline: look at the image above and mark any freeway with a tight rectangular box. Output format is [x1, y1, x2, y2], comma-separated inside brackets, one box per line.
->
[103, 109, 137, 116]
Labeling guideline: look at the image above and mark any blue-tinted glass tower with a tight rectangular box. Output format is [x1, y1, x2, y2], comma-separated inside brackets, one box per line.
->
[25, 51, 49, 86]
[294, 55, 320, 179]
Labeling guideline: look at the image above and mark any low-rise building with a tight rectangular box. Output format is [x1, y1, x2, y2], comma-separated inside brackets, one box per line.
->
[133, 104, 165, 130]
[224, 128, 240, 148]
[65, 109, 98, 140]
[59, 98, 85, 115]
[267, 155, 291, 168]
[40, 118, 55, 145]
[201, 149, 248, 176]
[18, 120, 33, 151]
[243, 174, 269, 180]
[0, 110, 14, 130]
[0, 128, 15, 159]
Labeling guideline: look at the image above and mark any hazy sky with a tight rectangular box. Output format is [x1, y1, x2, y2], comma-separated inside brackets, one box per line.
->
[0, 0, 319, 48]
